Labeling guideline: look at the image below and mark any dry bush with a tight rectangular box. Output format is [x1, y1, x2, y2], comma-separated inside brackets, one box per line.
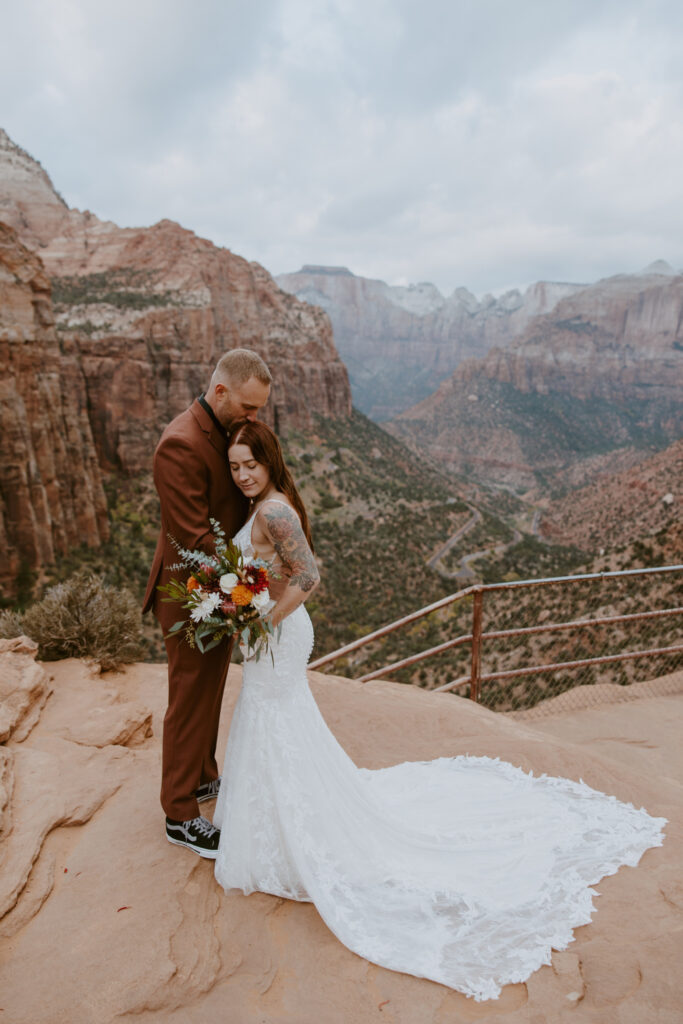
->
[20, 572, 142, 670]
[0, 610, 24, 639]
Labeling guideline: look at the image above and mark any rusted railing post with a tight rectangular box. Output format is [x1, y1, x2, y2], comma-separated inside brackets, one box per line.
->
[470, 587, 484, 701]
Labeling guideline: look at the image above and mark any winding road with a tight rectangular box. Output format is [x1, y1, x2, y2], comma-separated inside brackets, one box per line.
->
[426, 506, 482, 571]
[428, 499, 545, 582]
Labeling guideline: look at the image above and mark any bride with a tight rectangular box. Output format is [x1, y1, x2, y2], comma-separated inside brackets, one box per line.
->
[213, 421, 666, 1002]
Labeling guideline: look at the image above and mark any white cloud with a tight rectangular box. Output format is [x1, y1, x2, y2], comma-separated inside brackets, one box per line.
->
[1, 0, 682, 294]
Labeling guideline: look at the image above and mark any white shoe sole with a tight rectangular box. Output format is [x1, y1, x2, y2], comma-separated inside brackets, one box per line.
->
[165, 833, 219, 859]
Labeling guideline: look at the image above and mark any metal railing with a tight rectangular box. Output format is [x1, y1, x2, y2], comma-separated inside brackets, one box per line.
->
[310, 564, 683, 714]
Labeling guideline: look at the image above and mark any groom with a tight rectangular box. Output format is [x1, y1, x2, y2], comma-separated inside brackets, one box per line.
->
[143, 348, 272, 857]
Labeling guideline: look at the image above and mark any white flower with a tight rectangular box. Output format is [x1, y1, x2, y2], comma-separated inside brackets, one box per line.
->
[252, 589, 271, 611]
[219, 572, 239, 593]
[190, 592, 222, 622]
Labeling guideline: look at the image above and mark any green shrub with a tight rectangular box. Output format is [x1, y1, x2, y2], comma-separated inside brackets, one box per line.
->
[19, 572, 142, 670]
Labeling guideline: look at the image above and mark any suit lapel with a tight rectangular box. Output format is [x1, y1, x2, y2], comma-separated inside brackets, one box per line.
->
[190, 399, 227, 456]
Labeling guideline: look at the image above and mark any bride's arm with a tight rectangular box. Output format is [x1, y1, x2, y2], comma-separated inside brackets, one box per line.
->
[256, 504, 319, 628]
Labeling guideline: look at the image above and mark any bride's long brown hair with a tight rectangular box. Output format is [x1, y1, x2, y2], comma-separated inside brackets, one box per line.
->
[229, 421, 314, 550]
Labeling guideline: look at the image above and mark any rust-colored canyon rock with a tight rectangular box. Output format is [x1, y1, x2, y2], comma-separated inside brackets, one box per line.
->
[43, 217, 351, 475]
[0, 128, 351, 595]
[0, 222, 109, 596]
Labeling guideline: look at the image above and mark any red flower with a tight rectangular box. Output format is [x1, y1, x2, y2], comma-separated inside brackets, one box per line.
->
[220, 601, 237, 616]
[245, 566, 269, 593]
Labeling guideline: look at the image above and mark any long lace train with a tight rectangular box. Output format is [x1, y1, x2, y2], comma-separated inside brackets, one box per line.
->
[214, 510, 665, 1000]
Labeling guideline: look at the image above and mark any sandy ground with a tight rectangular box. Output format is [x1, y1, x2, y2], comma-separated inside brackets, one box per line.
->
[0, 653, 681, 1024]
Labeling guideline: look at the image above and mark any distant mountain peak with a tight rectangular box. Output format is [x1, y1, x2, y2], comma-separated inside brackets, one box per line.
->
[0, 126, 69, 245]
[0, 127, 67, 207]
[641, 259, 677, 277]
[386, 280, 445, 316]
[299, 265, 354, 277]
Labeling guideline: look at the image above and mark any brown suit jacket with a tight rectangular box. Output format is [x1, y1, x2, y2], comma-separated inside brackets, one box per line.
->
[143, 399, 248, 629]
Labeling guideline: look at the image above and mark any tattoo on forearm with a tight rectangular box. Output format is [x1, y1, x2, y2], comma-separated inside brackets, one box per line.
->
[263, 506, 319, 593]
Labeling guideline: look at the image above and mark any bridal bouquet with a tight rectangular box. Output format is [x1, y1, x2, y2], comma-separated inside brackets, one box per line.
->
[158, 518, 276, 657]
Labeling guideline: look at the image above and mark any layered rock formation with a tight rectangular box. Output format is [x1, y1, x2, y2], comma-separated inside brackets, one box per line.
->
[276, 264, 584, 420]
[42, 219, 350, 475]
[0, 129, 70, 246]
[0, 129, 351, 594]
[0, 223, 109, 595]
[0, 643, 680, 1022]
[389, 267, 683, 491]
[0, 130, 351, 473]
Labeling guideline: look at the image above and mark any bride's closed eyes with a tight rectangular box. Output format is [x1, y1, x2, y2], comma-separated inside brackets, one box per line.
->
[228, 443, 271, 497]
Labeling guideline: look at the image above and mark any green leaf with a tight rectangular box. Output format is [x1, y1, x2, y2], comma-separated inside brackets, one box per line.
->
[202, 615, 224, 627]
[200, 634, 222, 653]
[157, 580, 188, 602]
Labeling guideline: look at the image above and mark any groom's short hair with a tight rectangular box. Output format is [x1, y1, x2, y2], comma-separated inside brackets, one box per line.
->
[214, 348, 272, 387]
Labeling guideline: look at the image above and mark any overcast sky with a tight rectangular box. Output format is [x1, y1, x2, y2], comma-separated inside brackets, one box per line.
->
[2, 0, 682, 295]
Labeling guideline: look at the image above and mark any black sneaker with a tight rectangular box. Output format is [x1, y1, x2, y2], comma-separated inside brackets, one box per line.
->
[196, 777, 221, 803]
[165, 816, 220, 858]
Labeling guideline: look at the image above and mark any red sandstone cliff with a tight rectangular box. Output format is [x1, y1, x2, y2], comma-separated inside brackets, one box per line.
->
[0, 129, 351, 473]
[42, 218, 351, 475]
[0, 223, 109, 596]
[0, 128, 351, 596]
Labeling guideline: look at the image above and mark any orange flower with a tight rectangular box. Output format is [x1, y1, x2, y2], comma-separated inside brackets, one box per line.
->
[231, 584, 254, 607]
[187, 576, 200, 592]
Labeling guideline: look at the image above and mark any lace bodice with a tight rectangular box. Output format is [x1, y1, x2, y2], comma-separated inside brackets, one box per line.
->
[233, 497, 315, 693]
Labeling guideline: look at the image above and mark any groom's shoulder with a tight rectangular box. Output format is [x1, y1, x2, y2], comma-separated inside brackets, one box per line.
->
[158, 401, 204, 447]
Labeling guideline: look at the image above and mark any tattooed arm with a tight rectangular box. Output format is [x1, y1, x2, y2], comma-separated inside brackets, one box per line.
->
[256, 503, 320, 627]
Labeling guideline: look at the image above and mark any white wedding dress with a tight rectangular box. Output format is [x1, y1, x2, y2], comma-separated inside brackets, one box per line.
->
[214, 502, 666, 1001]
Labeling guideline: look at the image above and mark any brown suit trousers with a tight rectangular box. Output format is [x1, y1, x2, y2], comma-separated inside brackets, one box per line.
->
[143, 399, 248, 821]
